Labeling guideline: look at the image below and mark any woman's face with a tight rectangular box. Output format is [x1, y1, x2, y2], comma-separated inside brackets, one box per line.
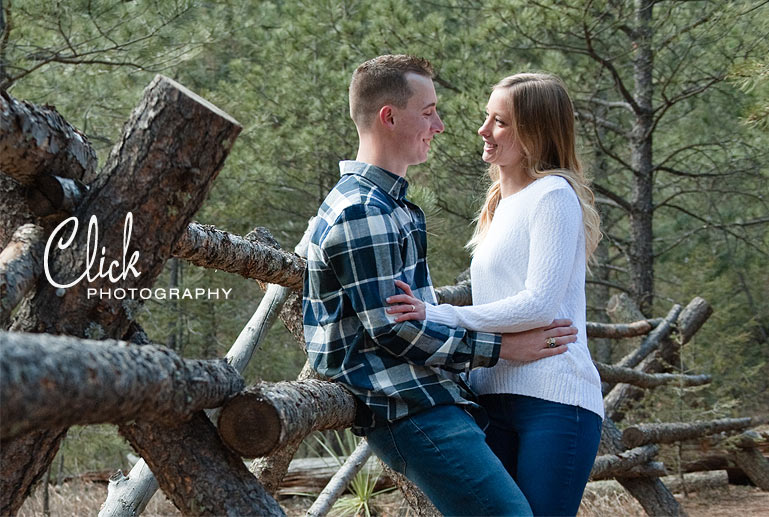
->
[478, 88, 524, 172]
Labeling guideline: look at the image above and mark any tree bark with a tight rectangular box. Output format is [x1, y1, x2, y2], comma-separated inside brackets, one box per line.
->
[172, 222, 305, 289]
[621, 417, 755, 449]
[119, 413, 284, 516]
[1, 74, 241, 514]
[0, 331, 244, 439]
[218, 379, 357, 458]
[0, 224, 44, 326]
[0, 89, 97, 186]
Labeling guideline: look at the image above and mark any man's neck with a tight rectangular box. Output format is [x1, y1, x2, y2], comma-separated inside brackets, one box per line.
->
[356, 138, 407, 178]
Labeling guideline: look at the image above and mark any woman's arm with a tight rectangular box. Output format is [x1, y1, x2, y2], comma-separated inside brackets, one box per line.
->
[388, 186, 582, 333]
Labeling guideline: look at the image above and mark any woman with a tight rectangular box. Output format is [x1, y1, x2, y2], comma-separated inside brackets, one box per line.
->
[387, 73, 603, 516]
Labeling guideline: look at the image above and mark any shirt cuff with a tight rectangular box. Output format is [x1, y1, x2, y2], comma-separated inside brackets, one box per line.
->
[468, 330, 501, 369]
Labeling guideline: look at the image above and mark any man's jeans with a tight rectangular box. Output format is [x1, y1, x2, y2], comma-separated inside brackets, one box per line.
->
[366, 404, 533, 516]
[480, 394, 603, 517]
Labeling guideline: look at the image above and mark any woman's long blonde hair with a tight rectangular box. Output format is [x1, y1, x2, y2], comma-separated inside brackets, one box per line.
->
[467, 73, 602, 265]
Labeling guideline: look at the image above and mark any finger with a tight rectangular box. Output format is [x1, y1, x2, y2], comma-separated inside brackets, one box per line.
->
[387, 304, 415, 314]
[543, 319, 573, 330]
[394, 312, 423, 323]
[394, 280, 414, 296]
[538, 344, 568, 358]
[547, 326, 578, 338]
[386, 294, 416, 305]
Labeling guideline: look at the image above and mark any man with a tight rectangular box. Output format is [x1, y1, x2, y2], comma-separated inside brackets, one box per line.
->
[303, 55, 569, 516]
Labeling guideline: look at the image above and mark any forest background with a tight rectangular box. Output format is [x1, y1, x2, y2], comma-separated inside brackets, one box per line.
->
[1, 0, 768, 483]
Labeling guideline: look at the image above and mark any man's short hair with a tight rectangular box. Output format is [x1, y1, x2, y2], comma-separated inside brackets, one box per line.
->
[349, 54, 434, 129]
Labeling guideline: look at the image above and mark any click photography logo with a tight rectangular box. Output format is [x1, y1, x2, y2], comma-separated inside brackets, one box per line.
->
[44, 212, 232, 301]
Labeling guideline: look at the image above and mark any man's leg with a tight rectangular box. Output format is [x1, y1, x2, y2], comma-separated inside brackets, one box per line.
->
[367, 404, 532, 517]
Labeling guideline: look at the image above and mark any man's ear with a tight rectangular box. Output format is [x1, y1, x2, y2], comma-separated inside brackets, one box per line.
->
[378, 106, 395, 129]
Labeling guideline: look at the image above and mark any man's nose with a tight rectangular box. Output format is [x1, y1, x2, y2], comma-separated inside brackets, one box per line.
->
[433, 113, 444, 134]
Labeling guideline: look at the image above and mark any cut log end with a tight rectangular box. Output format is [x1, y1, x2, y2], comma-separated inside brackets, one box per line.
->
[218, 394, 281, 458]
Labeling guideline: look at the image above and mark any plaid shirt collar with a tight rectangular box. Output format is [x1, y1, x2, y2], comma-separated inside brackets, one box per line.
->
[339, 160, 409, 201]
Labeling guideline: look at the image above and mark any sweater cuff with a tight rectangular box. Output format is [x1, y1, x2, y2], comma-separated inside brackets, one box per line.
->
[468, 331, 501, 369]
[425, 303, 458, 328]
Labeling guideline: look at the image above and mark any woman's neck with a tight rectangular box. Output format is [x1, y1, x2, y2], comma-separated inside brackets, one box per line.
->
[499, 165, 534, 198]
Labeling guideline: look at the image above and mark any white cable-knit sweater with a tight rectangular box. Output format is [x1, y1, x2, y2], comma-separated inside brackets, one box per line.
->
[425, 175, 604, 418]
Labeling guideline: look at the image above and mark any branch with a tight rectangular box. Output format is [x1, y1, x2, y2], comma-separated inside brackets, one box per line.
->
[589, 445, 660, 481]
[307, 440, 374, 517]
[615, 304, 682, 370]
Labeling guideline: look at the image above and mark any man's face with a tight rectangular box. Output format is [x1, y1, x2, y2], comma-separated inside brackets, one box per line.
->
[390, 73, 444, 166]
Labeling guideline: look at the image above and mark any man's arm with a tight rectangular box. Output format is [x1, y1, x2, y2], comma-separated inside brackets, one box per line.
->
[321, 203, 499, 370]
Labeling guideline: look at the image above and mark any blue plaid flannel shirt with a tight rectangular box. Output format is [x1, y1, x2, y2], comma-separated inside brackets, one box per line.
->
[303, 161, 501, 432]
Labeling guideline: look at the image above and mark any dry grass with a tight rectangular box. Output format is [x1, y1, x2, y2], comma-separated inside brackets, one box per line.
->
[17, 479, 769, 516]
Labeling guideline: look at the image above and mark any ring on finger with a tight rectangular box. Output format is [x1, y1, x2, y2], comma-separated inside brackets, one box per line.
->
[546, 337, 557, 348]
[410, 304, 415, 312]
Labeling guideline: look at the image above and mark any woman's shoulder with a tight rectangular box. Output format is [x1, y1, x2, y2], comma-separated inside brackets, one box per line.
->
[531, 174, 581, 212]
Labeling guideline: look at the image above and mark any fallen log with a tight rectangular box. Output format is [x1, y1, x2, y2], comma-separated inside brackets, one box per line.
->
[593, 361, 711, 389]
[172, 222, 305, 289]
[0, 224, 44, 326]
[586, 318, 662, 339]
[0, 331, 244, 439]
[598, 418, 683, 515]
[621, 417, 756, 448]
[218, 379, 356, 458]
[589, 445, 660, 480]
[435, 281, 472, 306]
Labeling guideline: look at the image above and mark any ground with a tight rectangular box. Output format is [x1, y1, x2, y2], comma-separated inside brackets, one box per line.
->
[16, 480, 769, 516]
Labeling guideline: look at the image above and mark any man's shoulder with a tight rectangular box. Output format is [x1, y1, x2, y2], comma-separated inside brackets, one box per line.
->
[321, 175, 397, 222]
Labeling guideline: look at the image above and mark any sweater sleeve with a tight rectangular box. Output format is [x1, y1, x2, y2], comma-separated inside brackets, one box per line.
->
[424, 186, 582, 333]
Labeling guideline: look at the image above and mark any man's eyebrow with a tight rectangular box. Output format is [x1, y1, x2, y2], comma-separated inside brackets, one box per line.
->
[422, 102, 437, 110]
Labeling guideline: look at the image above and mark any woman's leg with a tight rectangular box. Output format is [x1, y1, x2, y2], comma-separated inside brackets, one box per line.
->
[480, 394, 602, 517]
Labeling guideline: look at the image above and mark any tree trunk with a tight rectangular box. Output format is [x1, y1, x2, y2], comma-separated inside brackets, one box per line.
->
[1, 74, 241, 514]
[119, 413, 284, 516]
[621, 418, 756, 449]
[0, 331, 244, 439]
[629, 0, 655, 316]
[100, 462, 160, 517]
[218, 379, 357, 458]
[586, 317, 661, 339]
[0, 224, 44, 326]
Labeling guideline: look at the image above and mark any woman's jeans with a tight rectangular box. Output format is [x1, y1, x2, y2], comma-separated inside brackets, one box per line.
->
[366, 404, 533, 516]
[479, 394, 603, 517]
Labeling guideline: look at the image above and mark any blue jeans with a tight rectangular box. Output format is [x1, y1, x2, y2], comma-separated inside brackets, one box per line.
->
[366, 404, 533, 516]
[479, 394, 603, 517]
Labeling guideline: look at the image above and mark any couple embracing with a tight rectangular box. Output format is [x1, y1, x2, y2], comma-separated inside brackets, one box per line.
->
[302, 54, 604, 517]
